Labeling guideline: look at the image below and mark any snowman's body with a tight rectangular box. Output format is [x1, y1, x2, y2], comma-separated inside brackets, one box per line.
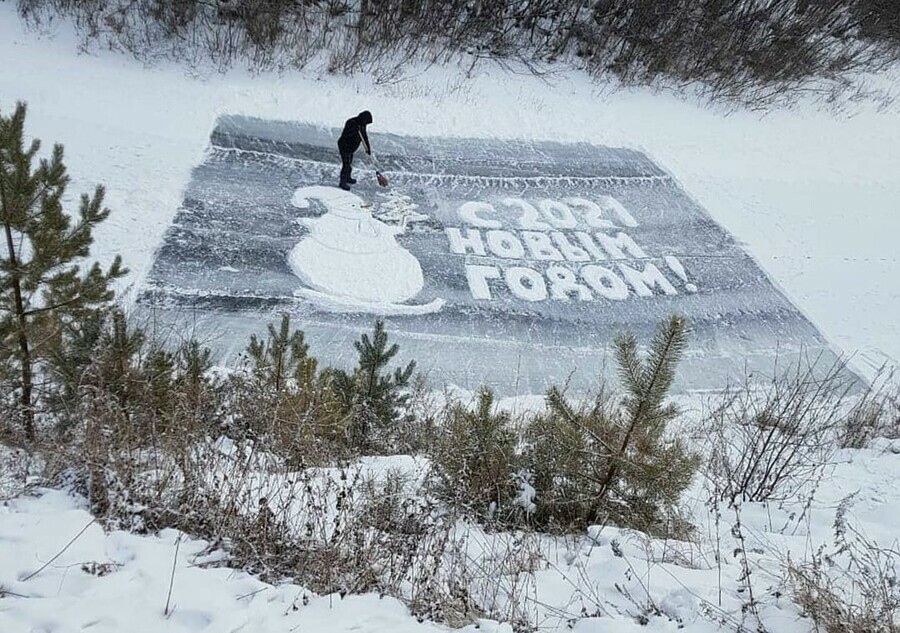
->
[288, 186, 425, 305]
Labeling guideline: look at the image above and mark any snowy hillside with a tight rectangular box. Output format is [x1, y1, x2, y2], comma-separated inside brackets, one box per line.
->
[2, 437, 899, 633]
[2, 6, 900, 382]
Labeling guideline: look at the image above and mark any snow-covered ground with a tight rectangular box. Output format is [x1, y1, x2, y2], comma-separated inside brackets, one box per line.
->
[2, 439, 899, 632]
[0, 489, 498, 633]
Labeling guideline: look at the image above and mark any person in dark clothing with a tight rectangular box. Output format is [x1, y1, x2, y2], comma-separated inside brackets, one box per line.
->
[337, 110, 373, 190]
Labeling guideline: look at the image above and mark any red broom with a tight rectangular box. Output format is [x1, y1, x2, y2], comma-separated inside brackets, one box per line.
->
[370, 153, 389, 187]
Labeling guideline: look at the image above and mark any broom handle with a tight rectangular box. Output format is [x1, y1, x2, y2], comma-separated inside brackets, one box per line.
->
[359, 131, 382, 171]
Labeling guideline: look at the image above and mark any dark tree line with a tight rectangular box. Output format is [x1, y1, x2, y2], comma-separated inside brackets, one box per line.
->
[15, 1, 900, 102]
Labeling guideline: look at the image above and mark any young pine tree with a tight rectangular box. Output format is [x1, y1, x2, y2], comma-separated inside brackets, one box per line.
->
[330, 319, 415, 451]
[247, 313, 317, 397]
[590, 315, 699, 530]
[434, 387, 519, 522]
[0, 102, 125, 440]
[237, 313, 327, 450]
[528, 315, 698, 533]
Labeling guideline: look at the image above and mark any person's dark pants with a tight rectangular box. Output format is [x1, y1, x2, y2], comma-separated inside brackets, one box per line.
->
[339, 146, 354, 188]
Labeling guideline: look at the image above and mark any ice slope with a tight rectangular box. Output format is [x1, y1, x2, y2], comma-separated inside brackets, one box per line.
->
[137, 116, 858, 393]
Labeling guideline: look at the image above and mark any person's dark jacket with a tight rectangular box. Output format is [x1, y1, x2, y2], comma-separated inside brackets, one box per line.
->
[337, 110, 372, 155]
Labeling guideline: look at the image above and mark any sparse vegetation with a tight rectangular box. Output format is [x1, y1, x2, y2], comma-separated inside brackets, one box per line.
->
[706, 356, 862, 507]
[839, 369, 900, 448]
[787, 494, 900, 633]
[15, 0, 900, 106]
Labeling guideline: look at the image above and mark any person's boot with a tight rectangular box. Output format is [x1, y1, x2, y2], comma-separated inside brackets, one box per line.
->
[348, 177, 357, 184]
[339, 182, 351, 191]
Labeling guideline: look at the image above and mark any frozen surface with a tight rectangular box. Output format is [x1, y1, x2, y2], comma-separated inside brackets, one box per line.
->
[138, 116, 858, 394]
[2, 5, 898, 389]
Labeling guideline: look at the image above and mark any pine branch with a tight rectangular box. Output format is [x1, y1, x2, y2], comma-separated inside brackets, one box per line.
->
[594, 316, 687, 518]
[640, 315, 687, 409]
[614, 332, 643, 399]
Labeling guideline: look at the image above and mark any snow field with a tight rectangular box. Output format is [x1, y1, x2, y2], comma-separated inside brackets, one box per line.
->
[0, 489, 502, 633]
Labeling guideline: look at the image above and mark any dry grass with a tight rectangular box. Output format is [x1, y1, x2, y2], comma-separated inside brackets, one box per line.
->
[787, 495, 900, 633]
[15, 0, 900, 107]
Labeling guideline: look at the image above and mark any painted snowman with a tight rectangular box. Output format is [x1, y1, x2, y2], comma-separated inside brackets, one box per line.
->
[288, 186, 440, 313]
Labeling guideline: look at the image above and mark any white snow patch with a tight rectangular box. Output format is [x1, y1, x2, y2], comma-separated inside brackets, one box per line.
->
[514, 471, 537, 515]
[0, 489, 496, 633]
[292, 286, 445, 315]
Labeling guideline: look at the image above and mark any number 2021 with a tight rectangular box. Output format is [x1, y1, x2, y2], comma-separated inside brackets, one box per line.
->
[458, 196, 638, 231]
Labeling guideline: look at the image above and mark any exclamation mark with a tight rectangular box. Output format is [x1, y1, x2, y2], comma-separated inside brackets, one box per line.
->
[664, 255, 698, 293]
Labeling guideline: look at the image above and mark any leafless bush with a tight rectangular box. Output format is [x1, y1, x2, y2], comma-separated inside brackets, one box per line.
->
[706, 355, 861, 507]
[840, 369, 900, 448]
[787, 493, 900, 633]
[15, 0, 900, 106]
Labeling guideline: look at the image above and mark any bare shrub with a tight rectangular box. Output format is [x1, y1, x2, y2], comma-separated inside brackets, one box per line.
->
[706, 355, 860, 507]
[839, 369, 900, 448]
[15, 0, 900, 106]
[788, 493, 900, 633]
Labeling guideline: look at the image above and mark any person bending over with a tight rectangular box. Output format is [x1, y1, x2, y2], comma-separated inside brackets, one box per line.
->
[337, 110, 373, 190]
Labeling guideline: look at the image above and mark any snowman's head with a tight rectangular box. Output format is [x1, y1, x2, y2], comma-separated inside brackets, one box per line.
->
[292, 185, 366, 217]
